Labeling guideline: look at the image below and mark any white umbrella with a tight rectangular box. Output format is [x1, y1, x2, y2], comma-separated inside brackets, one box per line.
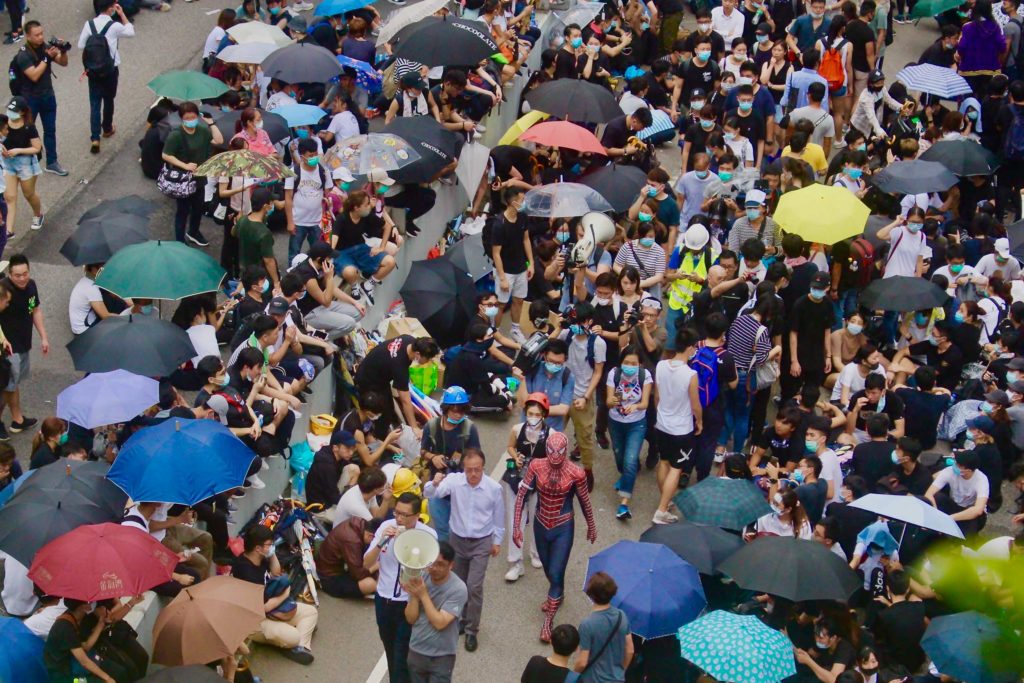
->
[226, 22, 293, 47]
[56, 370, 160, 429]
[376, 0, 450, 46]
[850, 494, 965, 540]
[455, 141, 491, 206]
[895, 64, 972, 99]
[216, 42, 280, 64]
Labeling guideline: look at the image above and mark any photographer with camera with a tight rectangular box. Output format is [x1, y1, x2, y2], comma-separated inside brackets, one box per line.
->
[13, 21, 68, 177]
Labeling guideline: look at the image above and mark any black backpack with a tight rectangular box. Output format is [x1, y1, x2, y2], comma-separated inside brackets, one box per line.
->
[1011, 19, 1024, 66]
[7, 49, 28, 97]
[82, 20, 115, 80]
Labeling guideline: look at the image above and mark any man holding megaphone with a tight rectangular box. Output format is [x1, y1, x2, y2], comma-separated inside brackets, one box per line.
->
[402, 542, 468, 683]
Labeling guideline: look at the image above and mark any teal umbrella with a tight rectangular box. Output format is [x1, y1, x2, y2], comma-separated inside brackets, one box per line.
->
[148, 71, 229, 101]
[678, 610, 796, 683]
[672, 477, 771, 531]
[95, 240, 226, 300]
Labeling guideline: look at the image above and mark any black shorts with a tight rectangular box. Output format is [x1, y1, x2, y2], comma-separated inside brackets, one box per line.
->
[321, 572, 364, 599]
[655, 429, 695, 472]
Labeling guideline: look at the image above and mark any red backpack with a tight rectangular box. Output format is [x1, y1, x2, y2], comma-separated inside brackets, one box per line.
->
[819, 40, 847, 93]
[848, 237, 875, 288]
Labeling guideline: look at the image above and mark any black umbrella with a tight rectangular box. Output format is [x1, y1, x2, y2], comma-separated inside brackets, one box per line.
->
[213, 108, 290, 144]
[859, 275, 949, 312]
[446, 233, 491, 282]
[390, 15, 443, 47]
[862, 214, 892, 249]
[78, 195, 157, 223]
[871, 160, 959, 195]
[579, 163, 648, 212]
[919, 139, 999, 176]
[393, 17, 498, 67]
[400, 257, 477, 348]
[140, 666, 226, 683]
[60, 215, 151, 266]
[1007, 218, 1024, 260]
[638, 521, 743, 575]
[524, 79, 623, 124]
[261, 42, 343, 84]
[67, 315, 197, 377]
[383, 116, 464, 184]
[0, 460, 128, 566]
[717, 536, 861, 603]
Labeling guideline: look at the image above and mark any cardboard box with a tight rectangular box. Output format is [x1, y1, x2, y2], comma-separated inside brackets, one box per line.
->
[518, 301, 561, 336]
[383, 317, 431, 340]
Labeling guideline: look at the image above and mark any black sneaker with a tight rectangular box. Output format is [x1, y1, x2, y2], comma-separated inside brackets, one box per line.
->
[644, 449, 659, 470]
[186, 231, 210, 247]
[282, 646, 314, 665]
[596, 431, 610, 449]
[0, 423, 10, 441]
[9, 417, 37, 434]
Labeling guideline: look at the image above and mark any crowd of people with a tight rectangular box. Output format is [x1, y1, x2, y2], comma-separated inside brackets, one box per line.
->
[0, 0, 1023, 681]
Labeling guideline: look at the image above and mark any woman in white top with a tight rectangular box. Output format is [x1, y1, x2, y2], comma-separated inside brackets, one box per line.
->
[203, 10, 234, 68]
[217, 138, 255, 278]
[815, 16, 853, 143]
[722, 116, 756, 168]
[830, 345, 885, 406]
[606, 346, 653, 520]
[753, 488, 813, 538]
[719, 36, 749, 77]
[502, 394, 547, 579]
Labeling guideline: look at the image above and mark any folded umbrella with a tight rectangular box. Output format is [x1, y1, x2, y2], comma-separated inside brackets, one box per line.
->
[0, 617, 49, 683]
[522, 182, 613, 218]
[0, 460, 128, 566]
[524, 79, 623, 124]
[678, 610, 796, 683]
[60, 214, 150, 266]
[639, 521, 743, 575]
[326, 133, 421, 175]
[585, 540, 706, 639]
[920, 139, 999, 176]
[376, 0, 449, 45]
[399, 257, 477, 348]
[56, 370, 160, 429]
[152, 576, 265, 667]
[871, 159, 959, 195]
[672, 477, 771, 531]
[773, 184, 870, 244]
[215, 42, 279, 65]
[850, 493, 965, 539]
[194, 149, 295, 181]
[67, 315, 197, 377]
[445, 233, 492, 282]
[262, 42, 343, 83]
[95, 240, 226, 300]
[896, 63, 973, 99]
[579, 164, 647, 213]
[78, 195, 156, 222]
[383, 116, 464, 183]
[148, 70, 229, 101]
[226, 22, 292, 47]
[392, 17, 498, 68]
[718, 536, 861, 602]
[107, 418, 257, 506]
[922, 612, 1017, 683]
[272, 103, 328, 128]
[859, 275, 949, 312]
[214, 108, 290, 145]
[520, 120, 607, 155]
[29, 522, 178, 601]
[141, 666, 227, 683]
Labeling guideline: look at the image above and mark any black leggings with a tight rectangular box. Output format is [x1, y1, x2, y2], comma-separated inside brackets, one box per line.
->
[7, 0, 21, 35]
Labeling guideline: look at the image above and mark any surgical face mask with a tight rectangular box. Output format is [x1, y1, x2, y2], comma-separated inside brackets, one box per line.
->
[719, 170, 733, 182]
[376, 185, 388, 195]
[845, 167, 863, 180]
[949, 263, 964, 274]
[609, 20, 618, 29]
[359, 206, 373, 217]
[915, 313, 929, 327]
[891, 450, 901, 465]
[698, 22, 712, 32]
[646, 185, 658, 197]
[815, 637, 830, 650]
[952, 463, 963, 476]
[260, 279, 270, 294]
[183, 118, 200, 129]
[745, 208, 761, 221]
[733, 51, 747, 61]
[641, 22, 650, 31]
[58, 432, 69, 446]
[691, 100, 706, 111]
[570, 323, 585, 336]
[305, 155, 320, 167]
[954, 311, 965, 323]
[141, 304, 154, 315]
[724, 132, 736, 141]
[756, 34, 768, 43]
[845, 322, 864, 336]
[805, 438, 819, 453]
[810, 9, 825, 18]
[861, 667, 879, 677]
[928, 335, 940, 346]
[738, 101, 753, 112]
[340, 181, 352, 191]
[296, 128, 310, 139]
[544, 361, 563, 374]
[1008, 371, 1020, 384]
[220, 105, 232, 113]
[621, 363, 639, 377]
[792, 469, 805, 483]
[270, 5, 281, 14]
[771, 503, 784, 515]
[855, 143, 867, 152]
[483, 305, 499, 318]
[981, 401, 993, 414]
[254, 120, 264, 130]
[527, 416, 543, 427]
[555, 231, 570, 243]
[570, 37, 583, 49]
[967, 109, 980, 121]
[809, 287, 827, 301]
[594, 297, 610, 306]
[639, 237, 656, 248]
[906, 221, 922, 233]
[638, 211, 654, 223]
[447, 415, 467, 425]
[700, 119, 715, 130]
[696, 169, 710, 179]
[697, 50, 712, 61]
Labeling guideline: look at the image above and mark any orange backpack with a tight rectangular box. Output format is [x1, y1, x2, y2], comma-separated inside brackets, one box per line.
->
[819, 40, 847, 93]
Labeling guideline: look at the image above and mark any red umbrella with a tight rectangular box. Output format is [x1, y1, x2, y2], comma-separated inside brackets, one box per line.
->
[519, 120, 608, 156]
[29, 523, 177, 601]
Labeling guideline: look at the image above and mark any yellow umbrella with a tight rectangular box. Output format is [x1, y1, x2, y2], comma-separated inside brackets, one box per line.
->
[772, 184, 870, 245]
[498, 110, 549, 146]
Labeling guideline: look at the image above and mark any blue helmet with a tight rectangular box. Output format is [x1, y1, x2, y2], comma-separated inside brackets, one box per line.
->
[441, 386, 470, 406]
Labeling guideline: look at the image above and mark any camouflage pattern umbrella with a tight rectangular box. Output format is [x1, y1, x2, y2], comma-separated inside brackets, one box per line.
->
[324, 133, 421, 176]
[194, 149, 296, 181]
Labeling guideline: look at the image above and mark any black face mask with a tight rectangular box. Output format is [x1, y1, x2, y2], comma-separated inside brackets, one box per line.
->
[869, 85, 884, 93]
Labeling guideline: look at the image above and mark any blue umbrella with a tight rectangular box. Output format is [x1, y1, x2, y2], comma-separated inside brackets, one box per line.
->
[56, 370, 160, 430]
[107, 418, 257, 506]
[272, 103, 329, 128]
[922, 612, 1018, 683]
[585, 540, 706, 639]
[0, 470, 33, 507]
[678, 611, 796, 683]
[315, 0, 374, 15]
[336, 54, 383, 93]
[0, 617, 49, 683]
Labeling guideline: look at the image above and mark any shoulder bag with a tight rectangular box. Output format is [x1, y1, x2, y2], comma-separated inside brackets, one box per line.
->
[157, 164, 197, 199]
[749, 323, 779, 391]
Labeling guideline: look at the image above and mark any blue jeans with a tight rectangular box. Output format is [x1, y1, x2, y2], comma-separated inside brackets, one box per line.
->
[664, 306, 686, 350]
[609, 418, 646, 498]
[534, 519, 573, 600]
[375, 595, 413, 683]
[25, 93, 57, 165]
[428, 495, 451, 542]
[832, 288, 859, 330]
[288, 223, 320, 263]
[720, 371, 751, 452]
[87, 68, 119, 142]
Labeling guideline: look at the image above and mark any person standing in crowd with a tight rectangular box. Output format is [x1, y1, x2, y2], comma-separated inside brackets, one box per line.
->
[13, 21, 68, 176]
[491, 186, 533, 343]
[781, 271, 835, 402]
[0, 255, 44, 438]
[161, 101, 224, 246]
[403, 541, 468, 683]
[574, 572, 633, 681]
[285, 137, 334, 263]
[78, 0, 133, 155]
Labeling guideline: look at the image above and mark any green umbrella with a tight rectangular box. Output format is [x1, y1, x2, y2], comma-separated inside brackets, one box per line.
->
[678, 611, 797, 683]
[194, 149, 295, 181]
[95, 240, 226, 300]
[148, 71, 229, 101]
[911, 0, 966, 19]
[672, 477, 771, 531]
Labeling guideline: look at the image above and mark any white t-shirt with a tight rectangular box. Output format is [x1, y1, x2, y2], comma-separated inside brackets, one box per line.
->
[619, 91, 647, 116]
[333, 485, 378, 525]
[285, 164, 333, 227]
[655, 360, 697, 435]
[755, 512, 813, 538]
[818, 448, 843, 503]
[607, 366, 652, 424]
[24, 601, 65, 637]
[977, 296, 1006, 343]
[327, 111, 359, 143]
[558, 331, 607, 399]
[789, 105, 836, 147]
[975, 253, 1022, 280]
[829, 362, 885, 402]
[203, 25, 226, 58]
[932, 263, 977, 296]
[188, 324, 221, 365]
[883, 226, 927, 279]
[933, 465, 990, 508]
[69, 276, 104, 335]
[0, 552, 37, 616]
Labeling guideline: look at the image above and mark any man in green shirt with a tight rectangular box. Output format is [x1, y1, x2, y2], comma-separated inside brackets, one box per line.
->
[235, 187, 280, 289]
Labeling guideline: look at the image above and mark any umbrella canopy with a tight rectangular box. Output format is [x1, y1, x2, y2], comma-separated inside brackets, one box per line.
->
[920, 139, 999, 176]
[194, 149, 295, 181]
[153, 576, 265, 667]
[336, 54, 383, 93]
[60, 214, 150, 266]
[29, 523, 178, 601]
[896, 63, 973, 98]
[678, 610, 797, 683]
[718, 536, 861, 602]
[400, 257, 477, 348]
[393, 17, 498, 67]
[376, 0, 449, 45]
[850, 493, 965, 539]
[524, 79, 623, 124]
[445, 233, 491, 282]
[56, 370, 160, 429]
[773, 184, 870, 244]
[1009, 218, 1024, 260]
[557, 0, 607, 29]
[922, 612, 1017, 683]
[79, 195, 156, 222]
[0, 460, 128, 566]
[272, 103, 328, 128]
[67, 315, 197, 377]
[108, 418, 257, 506]
[326, 133, 421, 175]
[0, 470, 31, 507]
[672, 477, 771, 531]
[0, 617, 49, 683]
[226, 22, 292, 47]
[522, 182, 613, 218]
[859, 275, 949, 312]
[262, 42, 343, 83]
[141, 666, 227, 683]
[911, 0, 964, 18]
[579, 164, 648, 212]
[214, 108, 290, 144]
[872, 159, 959, 195]
[315, 0, 374, 15]
[585, 541, 706, 639]
[498, 110, 550, 146]
[520, 120, 607, 155]
[95, 240, 226, 300]
[215, 42, 279, 65]
[148, 71, 229, 101]
[638, 521, 743, 575]
[383, 116, 464, 183]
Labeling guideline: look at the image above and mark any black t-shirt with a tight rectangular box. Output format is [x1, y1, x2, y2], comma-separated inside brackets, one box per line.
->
[683, 122, 711, 170]
[553, 48, 578, 80]
[237, 293, 268, 320]
[780, 262, 818, 313]
[787, 296, 836, 365]
[845, 19, 876, 72]
[14, 45, 54, 98]
[490, 144, 535, 181]
[30, 443, 59, 470]
[851, 439, 895, 489]
[906, 341, 964, 391]
[493, 212, 528, 274]
[830, 240, 860, 291]
[521, 655, 573, 683]
[725, 108, 766, 147]
[310, 22, 339, 53]
[756, 425, 802, 465]
[655, 0, 684, 15]
[683, 31, 726, 58]
[796, 479, 828, 524]
[43, 614, 80, 682]
[332, 212, 383, 251]
[591, 299, 625, 367]
[291, 259, 324, 316]
[894, 387, 949, 450]
[847, 389, 904, 432]
[676, 58, 721, 99]
[894, 461, 934, 496]
[305, 447, 344, 509]
[811, 638, 857, 672]
[647, 78, 671, 109]
[4, 122, 40, 153]
[355, 334, 414, 392]
[600, 114, 631, 150]
[232, 554, 270, 585]
[0, 278, 39, 353]
[873, 601, 928, 672]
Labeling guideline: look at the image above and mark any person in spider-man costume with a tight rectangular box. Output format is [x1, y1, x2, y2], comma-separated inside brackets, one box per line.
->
[512, 430, 597, 643]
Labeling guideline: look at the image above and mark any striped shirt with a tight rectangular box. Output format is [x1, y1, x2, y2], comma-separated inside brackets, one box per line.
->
[726, 216, 781, 253]
[614, 240, 666, 297]
[726, 313, 771, 371]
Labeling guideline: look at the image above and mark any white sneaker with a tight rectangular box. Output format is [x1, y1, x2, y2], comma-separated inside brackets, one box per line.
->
[652, 509, 678, 525]
[30, 215, 43, 231]
[504, 562, 525, 582]
[832, 138, 846, 149]
[260, 459, 270, 472]
[247, 474, 266, 490]
[530, 555, 543, 569]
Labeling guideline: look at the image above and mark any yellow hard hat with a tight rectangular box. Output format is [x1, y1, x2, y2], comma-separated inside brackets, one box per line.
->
[392, 467, 420, 497]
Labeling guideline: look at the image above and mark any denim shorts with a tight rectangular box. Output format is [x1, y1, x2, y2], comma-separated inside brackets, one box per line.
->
[335, 243, 386, 276]
[3, 154, 41, 181]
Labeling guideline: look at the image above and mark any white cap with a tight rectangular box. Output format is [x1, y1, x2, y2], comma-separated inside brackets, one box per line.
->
[744, 189, 767, 206]
[683, 223, 710, 251]
[995, 237, 1010, 258]
[332, 166, 355, 183]
[367, 168, 395, 186]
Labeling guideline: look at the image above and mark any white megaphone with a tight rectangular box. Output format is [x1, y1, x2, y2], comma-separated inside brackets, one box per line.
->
[571, 211, 616, 268]
[393, 528, 440, 583]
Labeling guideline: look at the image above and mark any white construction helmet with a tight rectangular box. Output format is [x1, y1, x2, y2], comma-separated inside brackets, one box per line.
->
[683, 223, 710, 251]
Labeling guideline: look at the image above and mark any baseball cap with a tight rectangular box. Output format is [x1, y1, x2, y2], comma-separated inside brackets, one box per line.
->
[205, 395, 230, 425]
[267, 297, 291, 316]
[332, 166, 355, 183]
[308, 241, 337, 260]
[967, 414, 995, 434]
[400, 72, 427, 91]
[811, 271, 831, 289]
[330, 429, 357, 447]
[984, 389, 1009, 406]
[1009, 379, 1024, 394]
[367, 168, 395, 186]
[6, 96, 26, 118]
[689, 88, 706, 101]
[744, 189, 767, 206]
[995, 237, 1011, 258]
[1009, 357, 1024, 370]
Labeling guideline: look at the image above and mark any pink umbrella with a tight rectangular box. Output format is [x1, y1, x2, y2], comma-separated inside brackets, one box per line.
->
[520, 120, 608, 155]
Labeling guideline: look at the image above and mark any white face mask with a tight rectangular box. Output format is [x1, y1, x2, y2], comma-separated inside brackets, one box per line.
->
[526, 416, 543, 427]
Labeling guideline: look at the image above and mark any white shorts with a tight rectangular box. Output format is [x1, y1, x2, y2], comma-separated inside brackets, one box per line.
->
[493, 269, 528, 303]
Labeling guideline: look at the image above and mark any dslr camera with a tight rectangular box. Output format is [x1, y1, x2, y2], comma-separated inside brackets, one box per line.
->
[47, 38, 72, 53]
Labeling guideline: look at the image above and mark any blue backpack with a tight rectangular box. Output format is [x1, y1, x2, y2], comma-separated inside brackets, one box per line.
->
[690, 345, 726, 408]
